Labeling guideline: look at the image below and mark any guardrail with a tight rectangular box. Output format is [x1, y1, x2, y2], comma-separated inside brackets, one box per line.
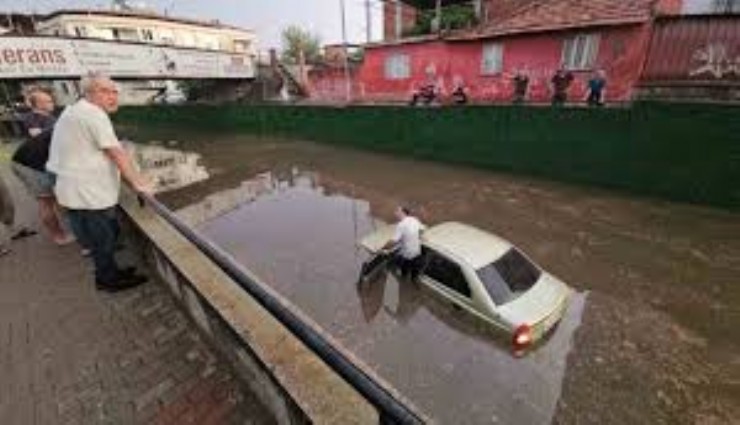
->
[136, 193, 425, 425]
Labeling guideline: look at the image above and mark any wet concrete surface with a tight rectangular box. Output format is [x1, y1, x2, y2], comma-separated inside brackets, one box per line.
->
[129, 131, 740, 424]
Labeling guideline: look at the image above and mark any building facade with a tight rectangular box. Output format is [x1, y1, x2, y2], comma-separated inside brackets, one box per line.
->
[35, 10, 255, 54]
[342, 0, 685, 104]
[30, 8, 257, 105]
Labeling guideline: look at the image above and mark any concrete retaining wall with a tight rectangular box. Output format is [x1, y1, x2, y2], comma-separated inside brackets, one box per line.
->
[118, 190, 382, 424]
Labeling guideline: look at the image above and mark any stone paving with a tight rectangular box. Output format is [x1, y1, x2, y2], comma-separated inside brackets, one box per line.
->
[0, 159, 275, 424]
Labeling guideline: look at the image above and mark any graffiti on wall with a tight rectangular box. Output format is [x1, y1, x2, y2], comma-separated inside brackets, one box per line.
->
[690, 43, 739, 79]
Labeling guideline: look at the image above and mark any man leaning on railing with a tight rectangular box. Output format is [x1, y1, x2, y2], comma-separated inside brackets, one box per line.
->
[46, 72, 154, 292]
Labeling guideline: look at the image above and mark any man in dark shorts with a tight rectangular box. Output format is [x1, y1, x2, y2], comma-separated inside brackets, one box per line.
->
[551, 68, 574, 106]
[11, 87, 75, 245]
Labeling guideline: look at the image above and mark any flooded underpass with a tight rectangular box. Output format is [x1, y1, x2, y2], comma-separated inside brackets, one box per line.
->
[128, 131, 740, 424]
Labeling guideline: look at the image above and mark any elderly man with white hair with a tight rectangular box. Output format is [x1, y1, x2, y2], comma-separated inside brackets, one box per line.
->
[47, 73, 152, 292]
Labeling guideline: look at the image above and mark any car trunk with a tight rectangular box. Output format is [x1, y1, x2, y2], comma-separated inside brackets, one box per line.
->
[496, 274, 571, 339]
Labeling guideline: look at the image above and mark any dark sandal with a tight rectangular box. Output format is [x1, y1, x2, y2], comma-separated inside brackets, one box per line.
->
[11, 228, 37, 241]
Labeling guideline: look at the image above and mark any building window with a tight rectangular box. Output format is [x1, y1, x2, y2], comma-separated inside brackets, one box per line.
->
[562, 33, 600, 70]
[481, 42, 504, 75]
[73, 26, 87, 37]
[713, 0, 740, 13]
[234, 40, 248, 53]
[142, 29, 154, 41]
[384, 53, 410, 80]
[111, 27, 139, 42]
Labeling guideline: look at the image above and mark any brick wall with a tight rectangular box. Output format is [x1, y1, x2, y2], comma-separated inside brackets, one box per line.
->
[655, 0, 685, 14]
[383, 1, 419, 40]
[483, 0, 541, 22]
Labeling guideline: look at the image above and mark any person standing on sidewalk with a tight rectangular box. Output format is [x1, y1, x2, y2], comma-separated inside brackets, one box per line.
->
[47, 73, 153, 291]
[11, 87, 76, 246]
[0, 172, 14, 257]
[585, 70, 607, 107]
[0, 166, 38, 257]
[550, 68, 574, 106]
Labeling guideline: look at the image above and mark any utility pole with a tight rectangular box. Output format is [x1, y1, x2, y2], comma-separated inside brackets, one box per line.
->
[365, 0, 372, 43]
[340, 0, 352, 103]
[435, 0, 442, 33]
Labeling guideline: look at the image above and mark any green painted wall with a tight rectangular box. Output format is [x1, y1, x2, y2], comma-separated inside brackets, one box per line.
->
[116, 103, 740, 209]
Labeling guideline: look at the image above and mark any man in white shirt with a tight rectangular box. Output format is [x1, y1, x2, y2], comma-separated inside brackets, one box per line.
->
[47, 73, 152, 292]
[383, 206, 426, 279]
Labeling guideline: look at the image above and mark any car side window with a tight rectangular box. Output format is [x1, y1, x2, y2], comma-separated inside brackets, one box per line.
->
[423, 249, 471, 298]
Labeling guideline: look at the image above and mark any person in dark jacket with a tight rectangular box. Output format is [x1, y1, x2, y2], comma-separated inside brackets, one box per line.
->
[11, 87, 75, 245]
[512, 69, 530, 104]
[550, 68, 574, 106]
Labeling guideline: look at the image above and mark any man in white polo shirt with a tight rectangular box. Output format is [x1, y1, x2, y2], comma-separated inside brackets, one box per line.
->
[383, 206, 426, 279]
[47, 73, 152, 292]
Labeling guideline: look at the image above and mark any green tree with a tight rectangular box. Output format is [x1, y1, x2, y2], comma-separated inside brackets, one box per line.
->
[281, 25, 322, 64]
[406, 4, 478, 36]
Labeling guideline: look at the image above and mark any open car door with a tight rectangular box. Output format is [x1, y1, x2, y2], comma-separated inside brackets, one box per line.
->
[358, 225, 397, 282]
[358, 225, 396, 254]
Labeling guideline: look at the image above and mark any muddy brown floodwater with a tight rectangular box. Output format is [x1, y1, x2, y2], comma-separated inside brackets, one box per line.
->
[129, 130, 740, 425]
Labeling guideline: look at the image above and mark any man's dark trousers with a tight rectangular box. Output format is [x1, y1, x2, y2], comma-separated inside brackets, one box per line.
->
[67, 207, 120, 283]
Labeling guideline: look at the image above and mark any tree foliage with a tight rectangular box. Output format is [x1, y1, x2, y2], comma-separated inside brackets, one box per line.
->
[406, 4, 478, 36]
[281, 26, 322, 64]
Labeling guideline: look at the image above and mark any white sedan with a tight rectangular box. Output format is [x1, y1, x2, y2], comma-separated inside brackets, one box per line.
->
[360, 222, 572, 349]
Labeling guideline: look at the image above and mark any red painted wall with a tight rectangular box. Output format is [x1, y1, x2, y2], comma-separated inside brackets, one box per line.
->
[352, 23, 652, 103]
[307, 67, 364, 102]
[356, 40, 451, 102]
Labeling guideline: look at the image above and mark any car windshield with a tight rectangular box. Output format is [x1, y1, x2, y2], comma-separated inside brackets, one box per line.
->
[476, 248, 541, 305]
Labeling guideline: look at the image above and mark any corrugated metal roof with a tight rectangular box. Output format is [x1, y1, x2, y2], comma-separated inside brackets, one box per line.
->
[452, 0, 655, 40]
[641, 14, 740, 83]
[364, 33, 442, 49]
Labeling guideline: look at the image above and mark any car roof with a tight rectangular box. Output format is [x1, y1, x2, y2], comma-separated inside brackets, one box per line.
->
[423, 222, 513, 269]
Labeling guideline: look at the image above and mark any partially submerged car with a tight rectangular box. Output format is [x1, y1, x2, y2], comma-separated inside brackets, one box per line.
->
[360, 222, 572, 349]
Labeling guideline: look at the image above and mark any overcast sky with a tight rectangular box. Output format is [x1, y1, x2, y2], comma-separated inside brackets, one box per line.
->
[0, 0, 385, 50]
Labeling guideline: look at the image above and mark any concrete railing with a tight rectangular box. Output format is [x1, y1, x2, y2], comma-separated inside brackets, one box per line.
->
[119, 190, 428, 424]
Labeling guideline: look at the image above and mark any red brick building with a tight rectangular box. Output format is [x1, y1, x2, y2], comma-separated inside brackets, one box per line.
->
[341, 0, 684, 103]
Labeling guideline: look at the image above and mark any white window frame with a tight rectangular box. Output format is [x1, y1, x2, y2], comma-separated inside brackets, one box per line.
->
[481, 42, 504, 75]
[384, 53, 410, 80]
[562, 33, 600, 70]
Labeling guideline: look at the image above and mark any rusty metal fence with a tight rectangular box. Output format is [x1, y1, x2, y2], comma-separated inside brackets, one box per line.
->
[639, 14, 739, 100]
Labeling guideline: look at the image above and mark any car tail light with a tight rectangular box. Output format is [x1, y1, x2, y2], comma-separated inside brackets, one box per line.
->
[513, 324, 533, 349]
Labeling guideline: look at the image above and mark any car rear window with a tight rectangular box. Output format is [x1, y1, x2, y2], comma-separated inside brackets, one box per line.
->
[476, 248, 541, 305]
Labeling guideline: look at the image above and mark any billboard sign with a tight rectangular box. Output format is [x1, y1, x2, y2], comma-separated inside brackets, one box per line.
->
[0, 36, 255, 79]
